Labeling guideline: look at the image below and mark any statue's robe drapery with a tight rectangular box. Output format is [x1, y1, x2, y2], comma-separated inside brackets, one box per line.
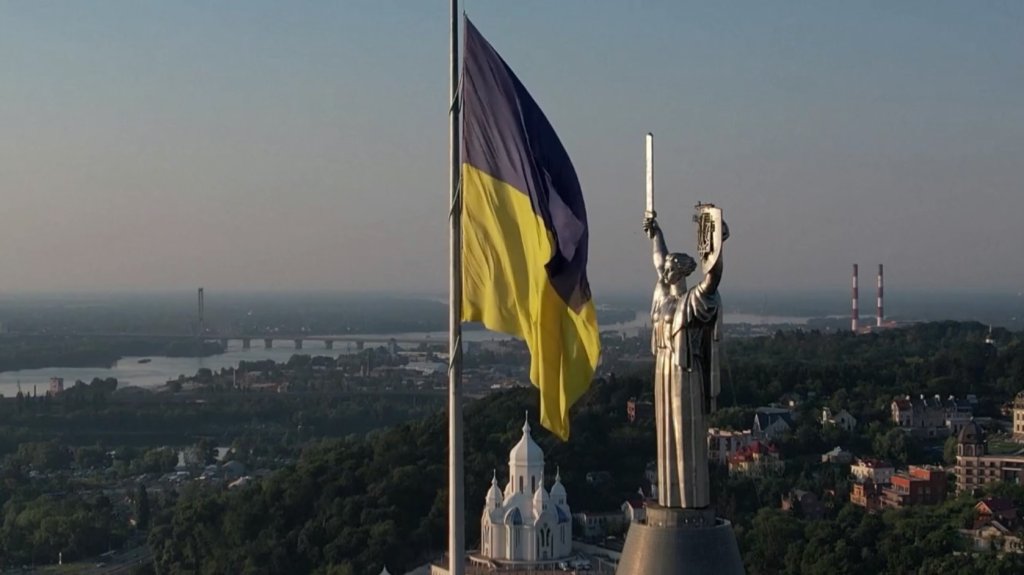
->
[651, 280, 721, 509]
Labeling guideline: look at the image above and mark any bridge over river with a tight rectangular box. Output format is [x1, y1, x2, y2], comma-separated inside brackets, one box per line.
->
[0, 331, 447, 351]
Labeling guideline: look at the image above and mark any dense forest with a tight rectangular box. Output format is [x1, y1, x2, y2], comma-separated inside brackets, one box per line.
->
[717, 321, 1022, 416]
[0, 382, 445, 454]
[0, 383, 445, 569]
[146, 383, 646, 575]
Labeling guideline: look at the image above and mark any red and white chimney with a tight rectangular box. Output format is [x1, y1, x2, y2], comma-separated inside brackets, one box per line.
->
[851, 264, 859, 333]
[877, 264, 884, 327]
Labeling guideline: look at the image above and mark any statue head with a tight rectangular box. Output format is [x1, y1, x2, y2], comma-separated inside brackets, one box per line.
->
[662, 252, 697, 285]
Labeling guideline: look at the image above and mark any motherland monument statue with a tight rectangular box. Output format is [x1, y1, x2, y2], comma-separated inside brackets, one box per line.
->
[616, 134, 745, 575]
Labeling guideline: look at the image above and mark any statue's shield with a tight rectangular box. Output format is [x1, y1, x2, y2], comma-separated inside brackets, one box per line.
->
[694, 204, 722, 275]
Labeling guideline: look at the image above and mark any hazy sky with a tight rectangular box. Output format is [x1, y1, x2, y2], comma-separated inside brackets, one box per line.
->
[1, 1, 1021, 297]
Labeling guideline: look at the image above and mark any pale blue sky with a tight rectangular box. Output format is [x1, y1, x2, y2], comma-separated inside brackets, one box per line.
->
[1, 1, 1021, 297]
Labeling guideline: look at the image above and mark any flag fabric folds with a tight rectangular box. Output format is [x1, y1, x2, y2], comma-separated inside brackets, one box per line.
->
[460, 17, 600, 441]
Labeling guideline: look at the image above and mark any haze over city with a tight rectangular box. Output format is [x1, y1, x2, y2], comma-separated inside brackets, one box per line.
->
[1, 1, 1021, 297]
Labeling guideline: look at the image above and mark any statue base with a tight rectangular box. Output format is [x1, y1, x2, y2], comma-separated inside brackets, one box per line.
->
[616, 505, 745, 575]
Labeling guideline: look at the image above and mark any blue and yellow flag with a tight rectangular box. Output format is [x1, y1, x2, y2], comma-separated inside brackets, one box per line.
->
[461, 18, 600, 441]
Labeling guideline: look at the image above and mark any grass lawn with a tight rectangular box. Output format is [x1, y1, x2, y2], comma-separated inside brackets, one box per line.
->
[987, 438, 1023, 455]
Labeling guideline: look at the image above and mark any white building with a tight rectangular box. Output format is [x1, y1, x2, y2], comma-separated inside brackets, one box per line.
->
[821, 408, 857, 432]
[850, 458, 895, 485]
[479, 417, 572, 563]
[708, 427, 754, 465]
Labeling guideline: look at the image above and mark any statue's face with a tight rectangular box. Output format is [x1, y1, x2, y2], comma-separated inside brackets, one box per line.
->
[663, 253, 695, 285]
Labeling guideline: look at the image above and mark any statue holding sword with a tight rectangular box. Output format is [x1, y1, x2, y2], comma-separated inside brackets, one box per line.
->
[642, 133, 728, 509]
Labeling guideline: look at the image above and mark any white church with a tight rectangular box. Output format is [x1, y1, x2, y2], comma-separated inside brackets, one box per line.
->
[479, 416, 573, 564]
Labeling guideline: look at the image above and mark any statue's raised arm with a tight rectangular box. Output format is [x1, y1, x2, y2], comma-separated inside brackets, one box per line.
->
[643, 216, 668, 274]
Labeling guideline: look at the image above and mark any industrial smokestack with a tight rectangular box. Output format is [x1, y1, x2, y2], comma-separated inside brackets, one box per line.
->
[198, 287, 205, 335]
[876, 265, 884, 327]
[851, 264, 859, 333]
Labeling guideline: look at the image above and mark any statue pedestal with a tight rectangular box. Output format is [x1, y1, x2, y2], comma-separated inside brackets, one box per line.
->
[616, 505, 745, 575]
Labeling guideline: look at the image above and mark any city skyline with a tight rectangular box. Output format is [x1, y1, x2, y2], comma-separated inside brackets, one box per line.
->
[1, 1, 1022, 296]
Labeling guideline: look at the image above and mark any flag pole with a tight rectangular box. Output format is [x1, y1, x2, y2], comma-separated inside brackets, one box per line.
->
[447, 0, 465, 573]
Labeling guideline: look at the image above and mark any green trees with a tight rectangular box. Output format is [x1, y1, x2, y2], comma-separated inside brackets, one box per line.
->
[146, 378, 653, 574]
[0, 494, 128, 565]
[137, 485, 151, 531]
[738, 500, 1024, 575]
[719, 321, 1019, 415]
[11, 441, 71, 472]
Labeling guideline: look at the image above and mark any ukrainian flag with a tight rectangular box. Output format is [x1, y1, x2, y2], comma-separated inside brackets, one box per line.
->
[461, 18, 600, 441]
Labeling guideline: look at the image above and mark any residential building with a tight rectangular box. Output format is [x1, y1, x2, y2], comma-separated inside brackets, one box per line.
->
[891, 394, 974, 438]
[752, 407, 795, 440]
[221, 460, 246, 481]
[778, 393, 803, 410]
[880, 466, 947, 508]
[1013, 391, 1024, 442]
[781, 490, 825, 520]
[962, 498, 1024, 555]
[955, 420, 1024, 494]
[962, 521, 1024, 554]
[821, 446, 854, 465]
[850, 479, 885, 511]
[851, 458, 895, 485]
[708, 427, 754, 466]
[644, 461, 657, 499]
[48, 377, 64, 396]
[975, 498, 1018, 528]
[572, 510, 628, 541]
[947, 399, 975, 437]
[621, 494, 646, 524]
[728, 441, 784, 477]
[821, 408, 857, 432]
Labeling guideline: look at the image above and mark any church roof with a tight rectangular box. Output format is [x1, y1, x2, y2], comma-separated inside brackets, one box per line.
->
[509, 415, 544, 466]
[555, 505, 571, 524]
[504, 506, 525, 526]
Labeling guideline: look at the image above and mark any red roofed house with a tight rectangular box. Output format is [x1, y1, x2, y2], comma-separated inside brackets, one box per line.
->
[962, 497, 1024, 554]
[728, 441, 784, 477]
[975, 498, 1018, 529]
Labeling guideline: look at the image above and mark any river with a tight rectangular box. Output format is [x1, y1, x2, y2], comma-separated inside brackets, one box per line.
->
[0, 311, 807, 398]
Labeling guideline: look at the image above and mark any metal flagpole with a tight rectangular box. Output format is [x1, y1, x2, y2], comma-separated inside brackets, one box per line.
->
[447, 0, 465, 573]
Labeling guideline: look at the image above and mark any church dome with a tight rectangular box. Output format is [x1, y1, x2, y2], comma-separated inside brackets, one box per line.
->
[509, 416, 544, 467]
[958, 420, 985, 445]
[550, 468, 567, 504]
[533, 484, 550, 511]
[485, 471, 503, 506]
